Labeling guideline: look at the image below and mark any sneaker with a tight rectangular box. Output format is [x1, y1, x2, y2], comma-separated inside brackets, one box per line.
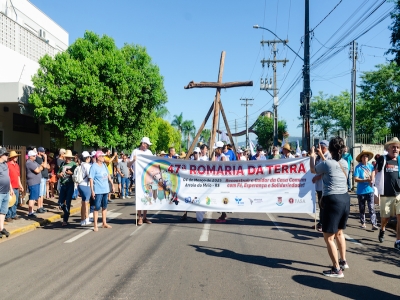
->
[0, 228, 10, 238]
[126, 196, 131, 199]
[323, 267, 344, 278]
[122, 196, 126, 199]
[378, 229, 385, 243]
[339, 259, 349, 270]
[28, 213, 37, 218]
[85, 218, 92, 225]
[12, 216, 20, 220]
[108, 199, 114, 203]
[89, 217, 94, 222]
[37, 208, 45, 214]
[372, 224, 379, 230]
[5, 217, 13, 223]
[394, 241, 400, 251]
[360, 224, 366, 229]
[80, 220, 86, 226]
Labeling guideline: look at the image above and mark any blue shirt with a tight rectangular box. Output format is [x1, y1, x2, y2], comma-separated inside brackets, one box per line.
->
[251, 154, 266, 161]
[89, 163, 110, 194]
[226, 150, 236, 161]
[353, 163, 374, 195]
[342, 153, 353, 170]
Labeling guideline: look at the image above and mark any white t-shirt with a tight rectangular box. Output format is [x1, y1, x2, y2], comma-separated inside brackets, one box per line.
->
[130, 148, 153, 172]
[281, 153, 295, 159]
[215, 153, 227, 161]
[78, 162, 92, 186]
[240, 156, 247, 161]
[199, 155, 209, 161]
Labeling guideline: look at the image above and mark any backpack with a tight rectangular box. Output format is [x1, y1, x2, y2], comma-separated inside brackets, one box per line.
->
[72, 165, 84, 184]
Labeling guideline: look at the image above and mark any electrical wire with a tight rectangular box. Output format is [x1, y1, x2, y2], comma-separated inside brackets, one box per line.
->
[311, 0, 343, 32]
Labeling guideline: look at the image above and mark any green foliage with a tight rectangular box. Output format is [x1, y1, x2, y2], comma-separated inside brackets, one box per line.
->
[182, 119, 195, 151]
[253, 116, 287, 149]
[153, 118, 181, 153]
[358, 62, 400, 134]
[309, 91, 351, 139]
[200, 129, 211, 144]
[387, 0, 400, 65]
[30, 31, 166, 148]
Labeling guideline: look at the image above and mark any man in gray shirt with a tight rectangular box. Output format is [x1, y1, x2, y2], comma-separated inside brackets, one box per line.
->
[26, 150, 43, 217]
[117, 154, 130, 199]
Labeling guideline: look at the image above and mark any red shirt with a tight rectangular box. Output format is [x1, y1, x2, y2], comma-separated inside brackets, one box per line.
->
[7, 161, 20, 189]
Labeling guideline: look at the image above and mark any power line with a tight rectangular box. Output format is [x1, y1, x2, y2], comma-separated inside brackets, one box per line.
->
[311, 0, 343, 32]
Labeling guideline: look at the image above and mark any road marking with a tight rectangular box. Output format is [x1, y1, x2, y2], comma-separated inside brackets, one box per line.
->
[130, 210, 160, 236]
[344, 234, 364, 246]
[64, 211, 122, 243]
[266, 213, 286, 233]
[199, 212, 212, 242]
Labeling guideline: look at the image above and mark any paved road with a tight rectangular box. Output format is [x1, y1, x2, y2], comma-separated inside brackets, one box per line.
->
[0, 199, 399, 300]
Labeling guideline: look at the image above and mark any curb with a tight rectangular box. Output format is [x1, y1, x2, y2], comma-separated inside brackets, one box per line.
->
[9, 206, 82, 236]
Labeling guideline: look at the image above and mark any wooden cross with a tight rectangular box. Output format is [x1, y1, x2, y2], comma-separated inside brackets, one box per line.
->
[184, 51, 253, 159]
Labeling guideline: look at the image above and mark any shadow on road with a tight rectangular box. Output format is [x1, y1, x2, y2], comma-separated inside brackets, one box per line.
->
[292, 274, 399, 299]
[373, 270, 400, 279]
[189, 245, 323, 275]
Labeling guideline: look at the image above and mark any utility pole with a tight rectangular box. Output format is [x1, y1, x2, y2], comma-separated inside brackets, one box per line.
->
[260, 40, 288, 146]
[240, 98, 253, 149]
[350, 40, 358, 190]
[234, 119, 238, 145]
[301, 0, 311, 151]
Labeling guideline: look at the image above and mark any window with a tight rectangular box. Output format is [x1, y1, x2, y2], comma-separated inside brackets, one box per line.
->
[13, 113, 39, 134]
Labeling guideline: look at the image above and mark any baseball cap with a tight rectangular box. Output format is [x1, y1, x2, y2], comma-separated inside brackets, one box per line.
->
[301, 150, 307, 155]
[320, 140, 329, 147]
[82, 151, 91, 158]
[213, 141, 224, 149]
[91, 151, 97, 157]
[59, 148, 66, 155]
[272, 146, 279, 151]
[141, 137, 152, 145]
[37, 147, 45, 153]
[28, 150, 37, 157]
[95, 151, 105, 158]
[0, 147, 9, 156]
[257, 146, 263, 151]
[193, 147, 201, 153]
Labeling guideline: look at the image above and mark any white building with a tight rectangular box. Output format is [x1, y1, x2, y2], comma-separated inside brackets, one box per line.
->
[0, 0, 68, 149]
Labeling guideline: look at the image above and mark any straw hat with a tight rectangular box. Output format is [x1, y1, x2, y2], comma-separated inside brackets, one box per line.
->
[64, 150, 75, 158]
[356, 150, 374, 162]
[384, 137, 400, 150]
[8, 194, 16, 208]
[8, 151, 20, 159]
[179, 151, 186, 158]
[159, 150, 166, 156]
[282, 144, 291, 151]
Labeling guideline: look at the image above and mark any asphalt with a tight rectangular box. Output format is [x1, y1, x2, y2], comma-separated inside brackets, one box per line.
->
[1, 191, 396, 241]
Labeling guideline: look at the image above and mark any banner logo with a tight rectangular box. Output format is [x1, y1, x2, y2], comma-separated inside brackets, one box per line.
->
[276, 197, 284, 206]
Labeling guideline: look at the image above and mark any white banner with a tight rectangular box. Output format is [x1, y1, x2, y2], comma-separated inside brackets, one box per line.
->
[135, 155, 316, 213]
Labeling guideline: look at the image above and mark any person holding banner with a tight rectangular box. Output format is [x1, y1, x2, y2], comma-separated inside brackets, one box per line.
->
[310, 136, 350, 278]
[212, 141, 228, 222]
[281, 144, 295, 159]
[130, 137, 153, 226]
[199, 144, 209, 161]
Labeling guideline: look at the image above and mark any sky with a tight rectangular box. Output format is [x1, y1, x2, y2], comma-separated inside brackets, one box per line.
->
[30, 0, 395, 144]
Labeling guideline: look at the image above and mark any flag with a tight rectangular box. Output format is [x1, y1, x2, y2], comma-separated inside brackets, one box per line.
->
[249, 140, 256, 156]
[296, 140, 301, 157]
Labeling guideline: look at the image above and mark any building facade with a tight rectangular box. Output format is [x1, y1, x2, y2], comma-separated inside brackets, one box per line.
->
[0, 0, 68, 149]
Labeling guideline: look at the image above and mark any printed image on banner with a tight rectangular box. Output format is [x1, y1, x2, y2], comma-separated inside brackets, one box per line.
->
[140, 160, 181, 206]
[135, 155, 316, 213]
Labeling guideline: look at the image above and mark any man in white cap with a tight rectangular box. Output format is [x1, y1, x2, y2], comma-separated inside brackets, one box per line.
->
[130, 137, 153, 225]
[213, 141, 227, 161]
[375, 137, 400, 250]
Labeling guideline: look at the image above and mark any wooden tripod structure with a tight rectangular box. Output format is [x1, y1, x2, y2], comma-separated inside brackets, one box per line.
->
[184, 51, 253, 159]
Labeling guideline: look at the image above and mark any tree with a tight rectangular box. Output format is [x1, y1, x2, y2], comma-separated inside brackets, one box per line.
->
[253, 115, 287, 149]
[358, 62, 400, 134]
[171, 113, 184, 152]
[309, 91, 351, 138]
[154, 118, 181, 153]
[200, 129, 211, 144]
[386, 0, 400, 65]
[29, 31, 166, 148]
[155, 104, 169, 119]
[182, 120, 195, 151]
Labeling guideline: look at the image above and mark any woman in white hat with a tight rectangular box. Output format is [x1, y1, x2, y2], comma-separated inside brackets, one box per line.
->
[353, 150, 378, 230]
[78, 151, 93, 226]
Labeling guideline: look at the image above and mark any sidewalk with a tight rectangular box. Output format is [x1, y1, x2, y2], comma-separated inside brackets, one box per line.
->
[2, 195, 81, 238]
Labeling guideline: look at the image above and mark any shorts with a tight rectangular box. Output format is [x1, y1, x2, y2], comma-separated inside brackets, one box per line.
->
[116, 173, 121, 184]
[0, 193, 10, 214]
[380, 196, 400, 218]
[39, 178, 47, 197]
[94, 193, 108, 211]
[28, 184, 40, 201]
[78, 185, 91, 202]
[108, 175, 113, 193]
[321, 193, 350, 233]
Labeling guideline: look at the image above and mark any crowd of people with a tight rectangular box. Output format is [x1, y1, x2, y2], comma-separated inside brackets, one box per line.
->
[0, 136, 399, 279]
[310, 136, 400, 278]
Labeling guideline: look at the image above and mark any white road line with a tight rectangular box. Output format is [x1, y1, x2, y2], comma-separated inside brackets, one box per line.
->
[130, 210, 160, 236]
[266, 213, 286, 233]
[199, 212, 212, 242]
[64, 211, 122, 243]
[344, 234, 364, 247]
